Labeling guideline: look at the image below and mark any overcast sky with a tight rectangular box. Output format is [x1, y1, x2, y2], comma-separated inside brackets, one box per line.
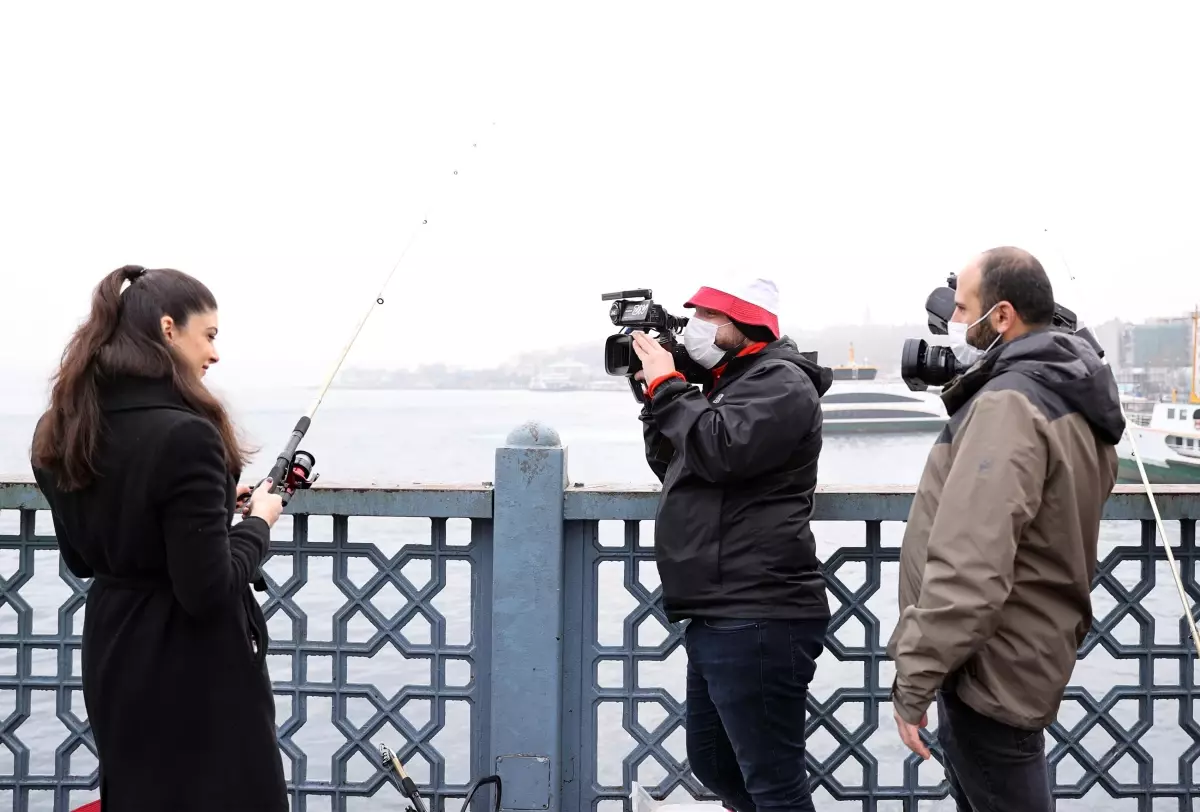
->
[1, 1, 1197, 389]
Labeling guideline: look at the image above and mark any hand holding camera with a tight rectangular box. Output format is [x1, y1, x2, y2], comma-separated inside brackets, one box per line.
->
[600, 288, 708, 402]
[630, 331, 677, 384]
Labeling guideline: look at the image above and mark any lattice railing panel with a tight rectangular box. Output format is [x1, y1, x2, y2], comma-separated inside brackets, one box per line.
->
[569, 516, 1200, 812]
[6, 484, 1200, 812]
[0, 507, 491, 812]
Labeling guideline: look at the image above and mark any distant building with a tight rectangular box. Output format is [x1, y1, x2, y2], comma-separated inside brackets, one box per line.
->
[1112, 312, 1197, 399]
[529, 359, 593, 391]
[1090, 318, 1124, 363]
[1119, 317, 1194, 369]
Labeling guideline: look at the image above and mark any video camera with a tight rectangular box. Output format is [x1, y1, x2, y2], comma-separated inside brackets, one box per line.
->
[900, 273, 1106, 391]
[602, 288, 706, 402]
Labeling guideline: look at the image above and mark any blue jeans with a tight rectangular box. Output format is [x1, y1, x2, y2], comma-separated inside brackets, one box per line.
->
[683, 617, 827, 812]
[936, 685, 1052, 811]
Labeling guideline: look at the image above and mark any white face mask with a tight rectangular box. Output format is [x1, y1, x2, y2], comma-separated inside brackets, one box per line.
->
[683, 317, 730, 369]
[947, 304, 1000, 367]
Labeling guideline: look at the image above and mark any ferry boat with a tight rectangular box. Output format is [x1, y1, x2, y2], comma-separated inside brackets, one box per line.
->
[820, 381, 948, 434]
[831, 343, 878, 381]
[1120, 391, 1157, 427]
[1117, 308, 1200, 484]
[1117, 399, 1200, 484]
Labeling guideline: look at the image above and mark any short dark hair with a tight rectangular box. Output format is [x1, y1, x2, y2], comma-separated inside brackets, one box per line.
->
[978, 247, 1055, 327]
[732, 319, 776, 344]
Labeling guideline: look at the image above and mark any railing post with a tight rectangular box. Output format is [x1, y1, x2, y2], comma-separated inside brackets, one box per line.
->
[490, 421, 567, 812]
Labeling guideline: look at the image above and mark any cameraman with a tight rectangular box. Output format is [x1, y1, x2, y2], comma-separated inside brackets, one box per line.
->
[886, 248, 1124, 811]
[630, 278, 833, 812]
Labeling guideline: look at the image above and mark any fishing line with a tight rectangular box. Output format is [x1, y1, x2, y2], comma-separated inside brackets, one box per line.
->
[241, 121, 498, 505]
[241, 111, 507, 809]
[306, 127, 494, 424]
[1042, 226, 1200, 657]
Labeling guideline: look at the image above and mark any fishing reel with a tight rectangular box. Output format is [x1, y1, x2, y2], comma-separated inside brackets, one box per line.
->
[236, 415, 322, 513]
[380, 743, 501, 812]
[272, 449, 319, 502]
[236, 450, 318, 511]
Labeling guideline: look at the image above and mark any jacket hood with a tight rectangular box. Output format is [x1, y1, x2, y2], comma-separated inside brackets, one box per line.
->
[754, 336, 834, 396]
[943, 327, 1126, 444]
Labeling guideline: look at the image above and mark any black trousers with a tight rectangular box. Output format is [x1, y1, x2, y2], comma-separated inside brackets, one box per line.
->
[935, 686, 1053, 811]
[683, 617, 828, 812]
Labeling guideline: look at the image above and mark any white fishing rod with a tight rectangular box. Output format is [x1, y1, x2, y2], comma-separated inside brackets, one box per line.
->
[1043, 227, 1200, 656]
[238, 125, 495, 507]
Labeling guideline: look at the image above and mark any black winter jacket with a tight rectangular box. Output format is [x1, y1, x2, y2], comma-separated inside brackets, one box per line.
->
[640, 337, 834, 623]
[31, 375, 287, 811]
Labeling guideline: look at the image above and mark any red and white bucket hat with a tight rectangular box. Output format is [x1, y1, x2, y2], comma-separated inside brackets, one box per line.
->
[684, 278, 781, 339]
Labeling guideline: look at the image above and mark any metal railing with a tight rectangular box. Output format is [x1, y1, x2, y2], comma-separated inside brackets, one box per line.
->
[1, 421, 1198, 812]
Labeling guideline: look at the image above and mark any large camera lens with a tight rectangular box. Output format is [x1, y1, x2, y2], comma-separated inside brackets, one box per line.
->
[900, 338, 961, 391]
[604, 334, 643, 376]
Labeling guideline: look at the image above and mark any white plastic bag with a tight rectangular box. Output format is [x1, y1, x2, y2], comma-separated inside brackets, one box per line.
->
[630, 783, 726, 812]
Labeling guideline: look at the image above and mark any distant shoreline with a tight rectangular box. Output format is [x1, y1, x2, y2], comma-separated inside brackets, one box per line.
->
[327, 383, 632, 393]
[319, 377, 910, 393]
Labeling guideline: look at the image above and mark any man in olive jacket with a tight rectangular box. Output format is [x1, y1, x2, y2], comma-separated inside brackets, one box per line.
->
[887, 247, 1125, 811]
[631, 278, 833, 812]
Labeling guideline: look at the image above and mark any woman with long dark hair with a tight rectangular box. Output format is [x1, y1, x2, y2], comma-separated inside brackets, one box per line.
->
[30, 265, 288, 810]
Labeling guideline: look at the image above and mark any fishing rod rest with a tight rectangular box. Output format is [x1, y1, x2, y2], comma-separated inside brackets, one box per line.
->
[379, 742, 502, 812]
[379, 743, 429, 812]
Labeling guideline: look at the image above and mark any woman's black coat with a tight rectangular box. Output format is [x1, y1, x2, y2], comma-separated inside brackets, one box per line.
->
[31, 375, 287, 811]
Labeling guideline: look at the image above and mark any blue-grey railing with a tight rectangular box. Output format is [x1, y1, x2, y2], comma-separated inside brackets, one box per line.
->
[1, 421, 1199, 812]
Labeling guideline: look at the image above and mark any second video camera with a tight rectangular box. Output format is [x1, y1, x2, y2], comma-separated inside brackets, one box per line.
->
[900, 273, 1105, 391]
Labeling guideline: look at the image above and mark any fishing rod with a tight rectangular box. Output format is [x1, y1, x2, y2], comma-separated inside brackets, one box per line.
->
[235, 128, 492, 512]
[379, 743, 502, 812]
[231, 120, 510, 809]
[1043, 227, 1200, 656]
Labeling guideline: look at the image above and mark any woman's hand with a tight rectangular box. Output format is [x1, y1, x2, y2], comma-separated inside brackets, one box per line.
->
[245, 478, 285, 527]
